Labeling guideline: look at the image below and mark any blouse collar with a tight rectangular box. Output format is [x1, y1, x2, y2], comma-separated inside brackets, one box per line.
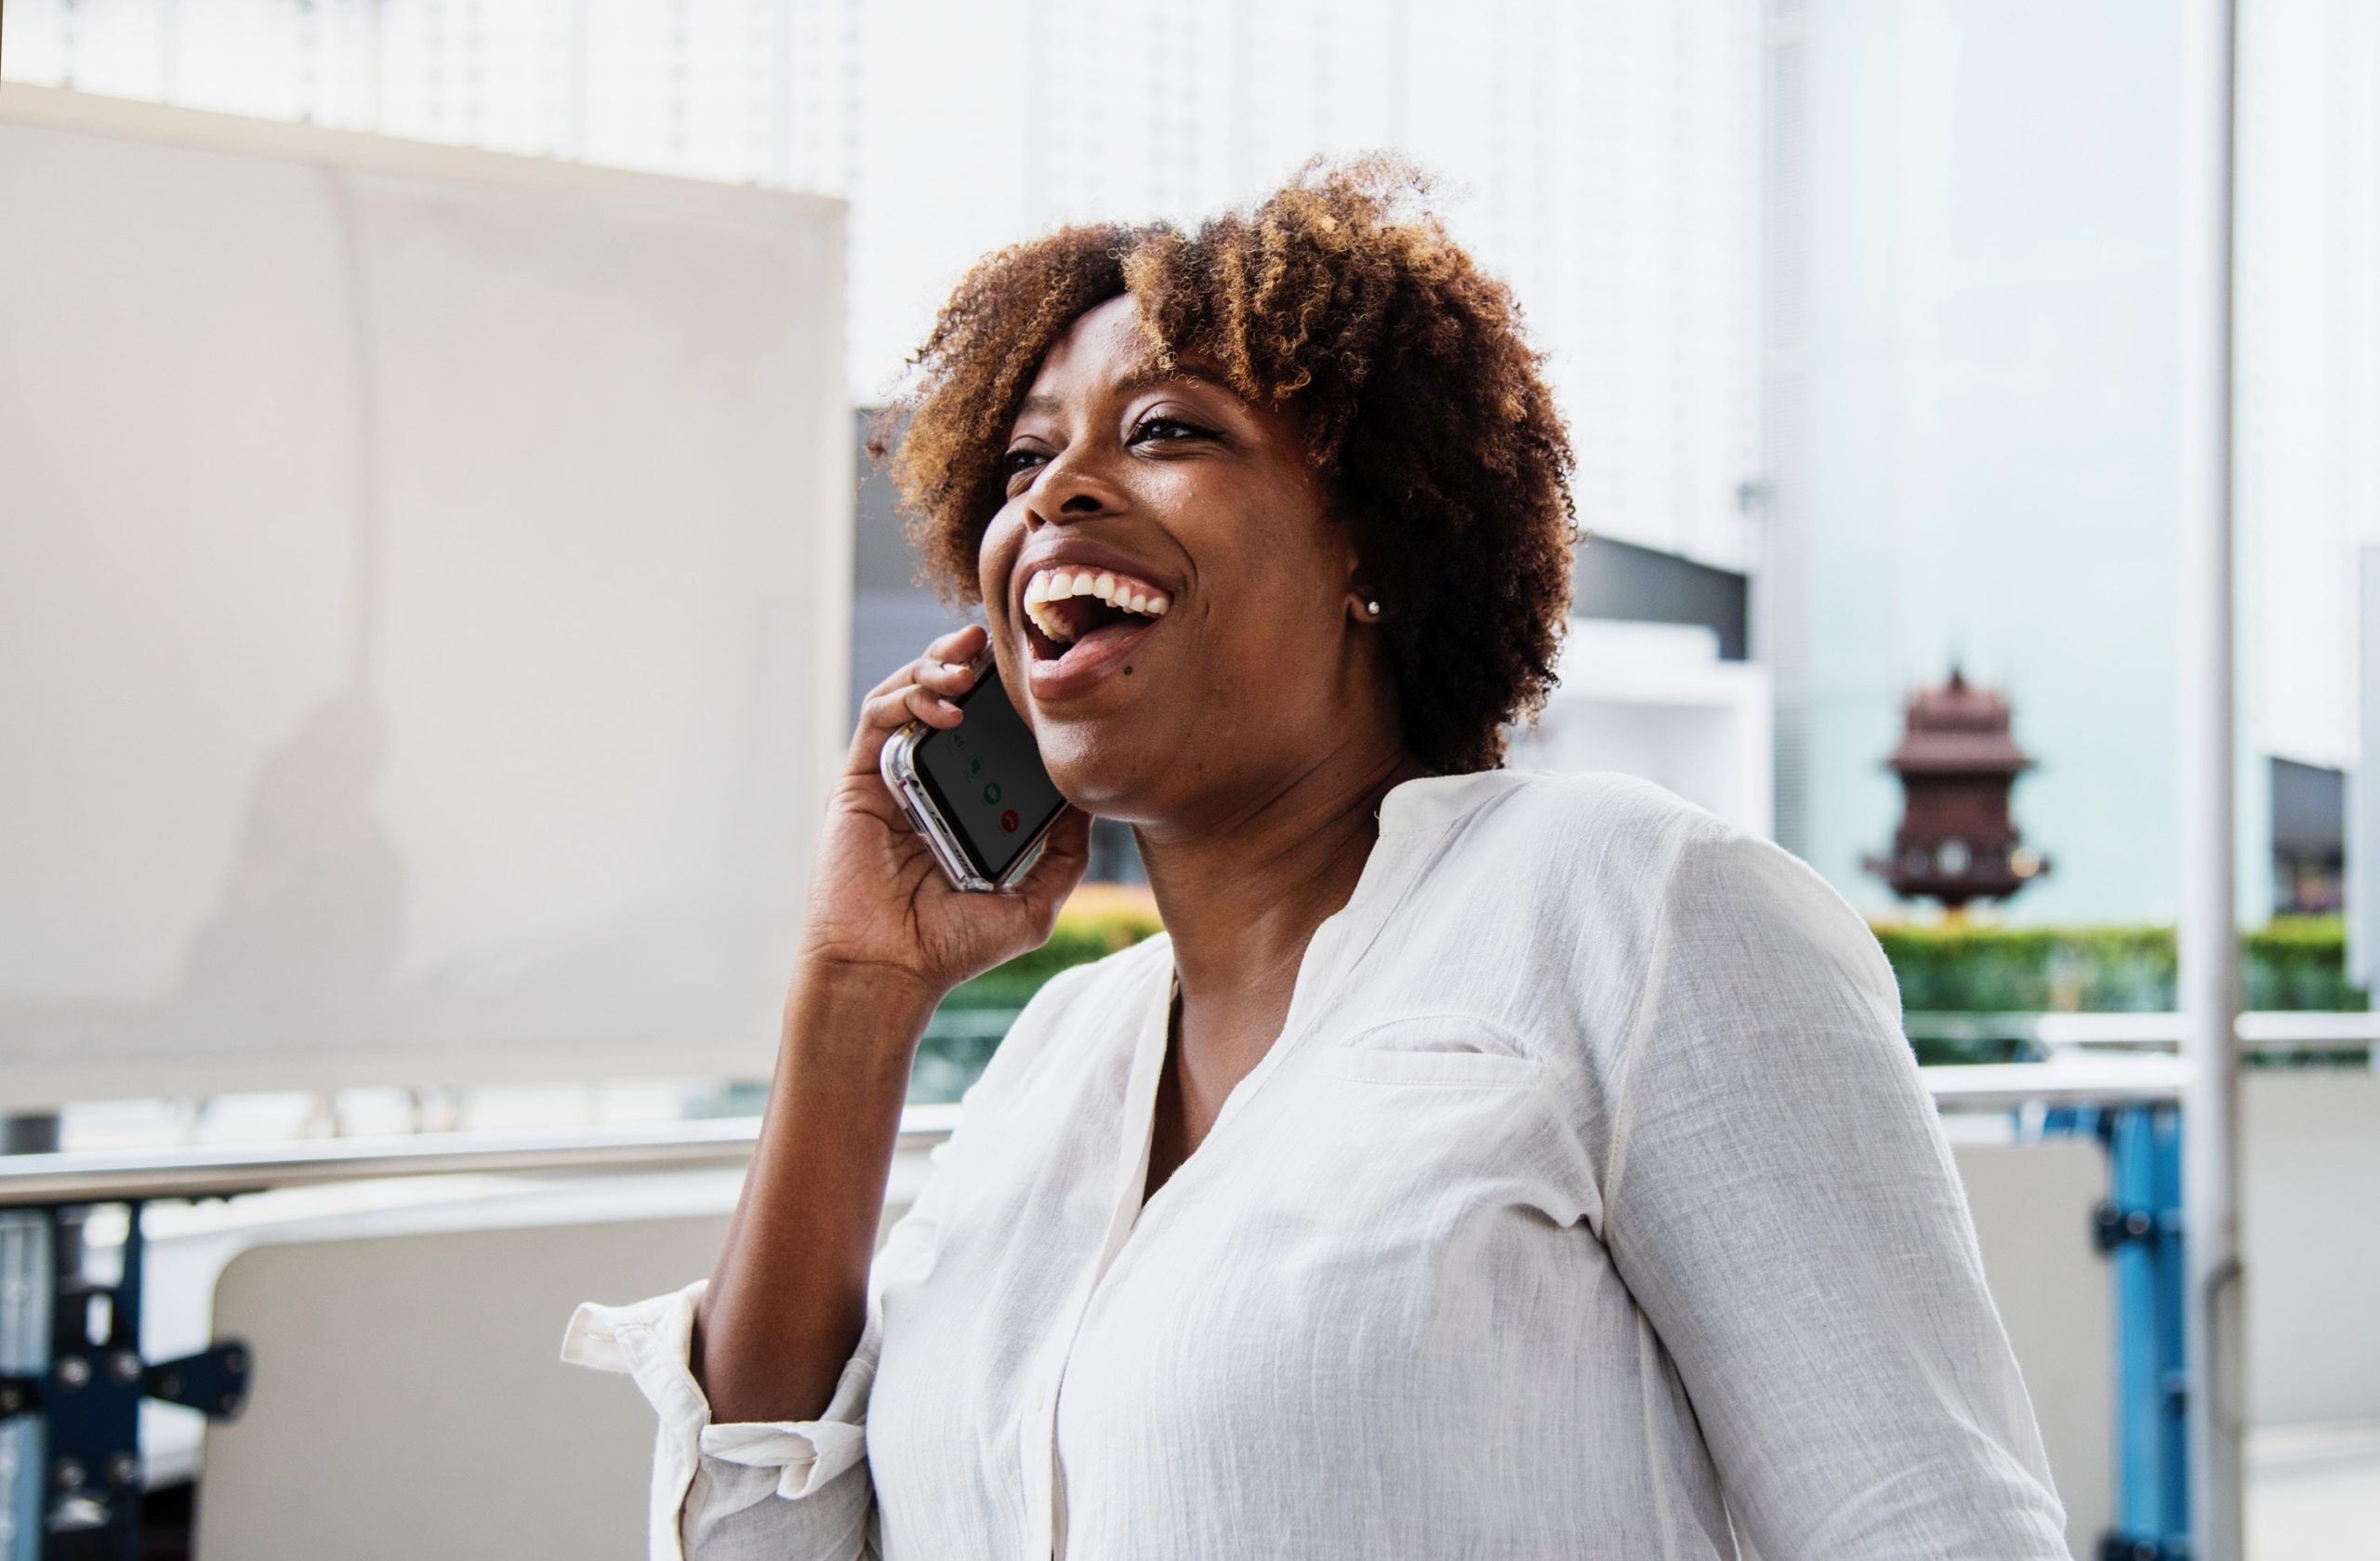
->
[1374, 767, 1534, 837]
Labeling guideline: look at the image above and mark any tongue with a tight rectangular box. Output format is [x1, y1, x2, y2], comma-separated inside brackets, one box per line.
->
[1062, 615, 1153, 660]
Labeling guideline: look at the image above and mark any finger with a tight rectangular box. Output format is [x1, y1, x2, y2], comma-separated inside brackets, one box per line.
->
[913, 655, 981, 697]
[924, 621, 987, 665]
[857, 681, 959, 735]
[845, 681, 956, 779]
[903, 681, 963, 726]
[862, 623, 985, 702]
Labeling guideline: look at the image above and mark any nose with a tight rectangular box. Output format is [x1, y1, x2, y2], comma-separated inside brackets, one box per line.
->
[1023, 445, 1125, 530]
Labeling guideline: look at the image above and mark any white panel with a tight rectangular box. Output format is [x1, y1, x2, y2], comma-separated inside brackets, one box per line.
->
[193, 1158, 934, 1561]
[2243, 1069, 2380, 1427]
[0, 89, 850, 1105]
[1954, 1138, 2115, 1561]
[200, 1198, 734, 1561]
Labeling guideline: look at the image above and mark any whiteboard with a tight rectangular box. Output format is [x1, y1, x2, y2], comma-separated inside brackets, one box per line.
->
[0, 88, 852, 1106]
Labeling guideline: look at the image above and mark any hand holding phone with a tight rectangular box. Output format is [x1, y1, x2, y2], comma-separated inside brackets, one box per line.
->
[792, 623, 1091, 1001]
[879, 644, 1071, 893]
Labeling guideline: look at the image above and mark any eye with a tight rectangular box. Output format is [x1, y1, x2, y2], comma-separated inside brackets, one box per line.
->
[1130, 414, 1211, 444]
[1002, 445, 1050, 480]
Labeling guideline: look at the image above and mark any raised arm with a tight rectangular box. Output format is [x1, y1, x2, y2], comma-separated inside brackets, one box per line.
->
[692, 959, 938, 1425]
[1600, 825, 2069, 1558]
[697, 619, 1091, 1420]
[564, 621, 1092, 1559]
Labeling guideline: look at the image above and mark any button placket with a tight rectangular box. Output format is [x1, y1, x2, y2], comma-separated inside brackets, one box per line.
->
[1025, 818, 1448, 1558]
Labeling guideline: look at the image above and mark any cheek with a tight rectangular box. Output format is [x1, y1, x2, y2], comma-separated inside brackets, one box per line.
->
[1190, 512, 1342, 642]
[976, 509, 1025, 604]
[1170, 460, 1331, 579]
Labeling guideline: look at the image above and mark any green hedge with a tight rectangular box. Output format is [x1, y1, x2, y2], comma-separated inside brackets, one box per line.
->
[942, 913, 2360, 1013]
[1875, 914, 2366, 1013]
[908, 912, 2365, 1096]
[941, 907, 1164, 1010]
[955, 912, 2367, 1017]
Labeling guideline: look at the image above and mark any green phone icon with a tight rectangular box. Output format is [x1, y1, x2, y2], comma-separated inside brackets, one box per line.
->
[982, 781, 1002, 805]
[969, 757, 983, 776]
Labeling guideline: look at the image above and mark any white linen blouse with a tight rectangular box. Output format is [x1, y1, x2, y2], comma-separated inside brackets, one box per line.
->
[562, 767, 2069, 1560]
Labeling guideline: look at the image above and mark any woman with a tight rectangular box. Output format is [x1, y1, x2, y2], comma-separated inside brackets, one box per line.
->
[565, 156, 2069, 1559]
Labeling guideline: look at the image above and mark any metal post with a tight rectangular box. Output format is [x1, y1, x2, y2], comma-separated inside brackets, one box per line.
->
[2350, 545, 2380, 998]
[1, 1120, 60, 1561]
[2177, 1, 2247, 1556]
[0, 1215, 46, 1561]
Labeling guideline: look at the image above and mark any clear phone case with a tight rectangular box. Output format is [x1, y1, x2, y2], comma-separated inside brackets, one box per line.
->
[878, 645, 1059, 893]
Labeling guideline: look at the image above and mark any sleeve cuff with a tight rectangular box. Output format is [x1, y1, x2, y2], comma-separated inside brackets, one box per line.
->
[562, 1279, 877, 1503]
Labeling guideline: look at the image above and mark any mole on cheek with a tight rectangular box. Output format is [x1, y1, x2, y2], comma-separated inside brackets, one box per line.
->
[1124, 666, 1132, 675]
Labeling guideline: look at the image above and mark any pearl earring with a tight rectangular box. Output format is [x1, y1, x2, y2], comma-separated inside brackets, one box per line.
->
[1366, 599, 1382, 618]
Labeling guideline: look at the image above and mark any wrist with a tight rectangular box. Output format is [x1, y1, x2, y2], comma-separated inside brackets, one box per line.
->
[798, 949, 943, 1004]
[786, 954, 944, 1055]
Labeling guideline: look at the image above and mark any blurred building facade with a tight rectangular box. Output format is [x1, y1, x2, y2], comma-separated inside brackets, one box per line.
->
[1763, 0, 2376, 927]
[15, 0, 2367, 925]
[0, 0, 1765, 569]
[2236, 0, 2377, 918]
[5, 0, 1777, 883]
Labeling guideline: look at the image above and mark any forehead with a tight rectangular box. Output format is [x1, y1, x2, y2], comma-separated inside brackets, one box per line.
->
[1039, 295, 1150, 377]
[1015, 295, 1214, 417]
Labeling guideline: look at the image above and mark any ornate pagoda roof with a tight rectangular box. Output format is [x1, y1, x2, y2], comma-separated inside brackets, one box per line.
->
[1883, 665, 2035, 777]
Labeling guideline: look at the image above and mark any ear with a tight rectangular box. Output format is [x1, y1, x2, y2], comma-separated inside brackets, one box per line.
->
[1329, 502, 1381, 624]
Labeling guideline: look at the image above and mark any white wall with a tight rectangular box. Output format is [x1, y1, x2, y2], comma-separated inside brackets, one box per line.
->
[0, 88, 850, 1105]
[0, 2, 1768, 572]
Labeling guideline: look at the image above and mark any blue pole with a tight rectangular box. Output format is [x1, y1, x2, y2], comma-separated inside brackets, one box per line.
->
[2043, 1101, 2191, 1559]
[2107, 1105, 2190, 1551]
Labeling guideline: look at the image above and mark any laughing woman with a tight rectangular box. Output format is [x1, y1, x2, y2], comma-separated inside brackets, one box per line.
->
[564, 156, 2069, 1560]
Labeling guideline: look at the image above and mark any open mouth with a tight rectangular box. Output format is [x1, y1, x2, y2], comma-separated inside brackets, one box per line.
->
[1020, 568, 1170, 664]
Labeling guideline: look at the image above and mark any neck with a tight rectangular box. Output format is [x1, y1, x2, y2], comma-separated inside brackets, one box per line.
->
[1133, 745, 1433, 1011]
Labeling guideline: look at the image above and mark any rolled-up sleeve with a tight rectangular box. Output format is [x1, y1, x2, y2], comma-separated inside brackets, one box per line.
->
[562, 1142, 947, 1561]
[1601, 825, 2070, 1558]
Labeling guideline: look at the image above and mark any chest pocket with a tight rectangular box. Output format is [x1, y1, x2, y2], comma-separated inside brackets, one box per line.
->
[1307, 1012, 1544, 1089]
[1288, 1012, 1593, 1260]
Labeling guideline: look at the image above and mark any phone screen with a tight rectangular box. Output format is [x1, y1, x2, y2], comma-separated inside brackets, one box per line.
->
[911, 661, 1068, 881]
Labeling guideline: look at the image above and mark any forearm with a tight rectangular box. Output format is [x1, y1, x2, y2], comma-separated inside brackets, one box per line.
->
[693, 958, 940, 1424]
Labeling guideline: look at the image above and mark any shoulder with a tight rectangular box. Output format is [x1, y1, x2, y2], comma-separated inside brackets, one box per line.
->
[1646, 797, 1904, 1036]
[1469, 767, 1717, 855]
[1359, 770, 1725, 1049]
[1433, 767, 1899, 1033]
[1441, 767, 1722, 923]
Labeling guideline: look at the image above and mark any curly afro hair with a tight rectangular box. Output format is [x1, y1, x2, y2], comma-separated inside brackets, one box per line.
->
[866, 152, 1582, 775]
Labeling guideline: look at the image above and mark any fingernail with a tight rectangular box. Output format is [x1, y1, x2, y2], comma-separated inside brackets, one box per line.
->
[935, 697, 960, 714]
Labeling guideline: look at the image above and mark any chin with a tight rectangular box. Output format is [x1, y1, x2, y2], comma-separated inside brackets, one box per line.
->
[1032, 721, 1163, 822]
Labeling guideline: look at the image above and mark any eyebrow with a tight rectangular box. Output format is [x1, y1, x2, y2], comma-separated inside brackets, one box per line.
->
[1015, 361, 1225, 422]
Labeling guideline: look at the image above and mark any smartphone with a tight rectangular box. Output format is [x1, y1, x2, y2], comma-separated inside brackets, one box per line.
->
[879, 644, 1070, 893]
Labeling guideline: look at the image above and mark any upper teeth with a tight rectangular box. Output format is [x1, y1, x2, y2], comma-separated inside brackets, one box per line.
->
[1023, 567, 1170, 643]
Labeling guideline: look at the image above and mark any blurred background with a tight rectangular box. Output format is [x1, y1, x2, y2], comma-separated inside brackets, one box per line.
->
[0, 2, 2373, 1557]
